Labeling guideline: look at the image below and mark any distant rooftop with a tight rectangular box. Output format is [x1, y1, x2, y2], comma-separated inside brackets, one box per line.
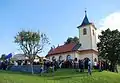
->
[46, 43, 81, 56]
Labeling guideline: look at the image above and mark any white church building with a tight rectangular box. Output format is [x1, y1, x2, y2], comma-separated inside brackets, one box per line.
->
[46, 11, 98, 65]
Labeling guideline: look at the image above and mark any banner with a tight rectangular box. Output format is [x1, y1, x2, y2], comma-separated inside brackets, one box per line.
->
[5, 53, 12, 59]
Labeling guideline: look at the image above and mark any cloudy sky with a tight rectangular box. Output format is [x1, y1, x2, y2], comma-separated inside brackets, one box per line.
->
[0, 0, 120, 56]
[96, 12, 120, 42]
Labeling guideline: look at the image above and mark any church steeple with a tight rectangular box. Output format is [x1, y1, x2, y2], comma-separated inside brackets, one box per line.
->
[77, 10, 91, 28]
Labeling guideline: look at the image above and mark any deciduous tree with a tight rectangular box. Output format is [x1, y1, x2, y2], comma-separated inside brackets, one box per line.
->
[64, 36, 79, 44]
[97, 28, 120, 72]
[14, 30, 49, 74]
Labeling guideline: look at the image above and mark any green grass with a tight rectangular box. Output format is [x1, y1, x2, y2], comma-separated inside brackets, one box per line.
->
[118, 65, 120, 72]
[0, 69, 120, 83]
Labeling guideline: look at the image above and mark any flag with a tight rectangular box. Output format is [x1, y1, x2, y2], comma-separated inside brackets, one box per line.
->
[5, 53, 12, 59]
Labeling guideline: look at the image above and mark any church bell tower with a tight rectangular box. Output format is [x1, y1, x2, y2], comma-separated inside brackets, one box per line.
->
[77, 11, 97, 51]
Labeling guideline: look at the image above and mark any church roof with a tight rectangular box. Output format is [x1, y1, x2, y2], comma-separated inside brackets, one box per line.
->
[46, 43, 81, 56]
[77, 11, 92, 28]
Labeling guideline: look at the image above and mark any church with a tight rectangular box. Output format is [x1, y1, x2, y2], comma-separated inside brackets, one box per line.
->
[46, 11, 98, 65]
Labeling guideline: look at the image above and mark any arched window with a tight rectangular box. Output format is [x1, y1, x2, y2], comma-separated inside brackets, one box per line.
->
[52, 56, 55, 61]
[66, 55, 71, 60]
[94, 58, 97, 62]
[83, 28, 87, 35]
[59, 56, 62, 61]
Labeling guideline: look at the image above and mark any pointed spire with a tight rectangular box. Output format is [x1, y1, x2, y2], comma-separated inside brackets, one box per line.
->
[85, 9, 87, 16]
[81, 10, 90, 26]
[77, 10, 91, 28]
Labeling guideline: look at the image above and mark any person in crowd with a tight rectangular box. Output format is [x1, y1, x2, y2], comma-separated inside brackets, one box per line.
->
[88, 59, 92, 75]
[78, 59, 81, 72]
[40, 65, 44, 76]
[4, 60, 8, 70]
[2, 61, 6, 70]
[46, 59, 50, 73]
[98, 60, 103, 72]
[1, 62, 3, 70]
[43, 59, 47, 73]
[93, 61, 97, 69]
[59, 60, 63, 68]
[74, 58, 78, 69]
[81, 60, 84, 72]
[78, 59, 84, 72]
[97, 62, 99, 69]
[14, 61, 18, 66]
[54, 59, 58, 71]
[43, 59, 50, 73]
[51, 61, 55, 73]
[84, 58, 89, 69]
[101, 61, 104, 71]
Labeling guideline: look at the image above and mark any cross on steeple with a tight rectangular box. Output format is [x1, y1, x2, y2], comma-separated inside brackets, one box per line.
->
[85, 8, 87, 16]
[77, 9, 91, 28]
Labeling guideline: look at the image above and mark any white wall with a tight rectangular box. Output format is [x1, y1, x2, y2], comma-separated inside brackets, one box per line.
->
[75, 52, 98, 64]
[48, 52, 97, 61]
[79, 24, 97, 51]
[48, 52, 77, 61]
[93, 53, 98, 62]
[79, 25, 92, 50]
[90, 25, 97, 51]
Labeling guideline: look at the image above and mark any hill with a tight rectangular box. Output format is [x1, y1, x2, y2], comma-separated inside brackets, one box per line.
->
[0, 69, 120, 83]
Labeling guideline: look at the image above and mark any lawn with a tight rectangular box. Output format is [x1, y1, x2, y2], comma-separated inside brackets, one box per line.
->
[0, 69, 120, 83]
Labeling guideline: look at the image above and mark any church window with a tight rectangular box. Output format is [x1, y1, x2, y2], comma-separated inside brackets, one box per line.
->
[52, 56, 55, 61]
[94, 58, 97, 62]
[66, 55, 71, 60]
[59, 56, 62, 61]
[93, 30, 94, 35]
[83, 28, 87, 35]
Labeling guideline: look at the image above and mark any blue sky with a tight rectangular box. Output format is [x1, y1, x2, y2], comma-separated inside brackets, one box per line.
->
[0, 0, 120, 56]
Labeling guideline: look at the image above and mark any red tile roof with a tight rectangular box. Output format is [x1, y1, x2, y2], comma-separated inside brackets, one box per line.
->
[47, 43, 77, 56]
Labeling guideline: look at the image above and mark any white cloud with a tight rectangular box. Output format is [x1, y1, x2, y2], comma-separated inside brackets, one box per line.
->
[96, 12, 120, 42]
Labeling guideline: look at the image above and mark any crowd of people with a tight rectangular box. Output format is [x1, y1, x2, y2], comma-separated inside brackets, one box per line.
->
[0, 60, 9, 70]
[41, 58, 93, 75]
[0, 57, 115, 75]
[41, 57, 116, 75]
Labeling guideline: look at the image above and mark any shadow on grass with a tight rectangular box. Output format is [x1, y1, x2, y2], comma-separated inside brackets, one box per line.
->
[0, 69, 100, 78]
[0, 70, 39, 76]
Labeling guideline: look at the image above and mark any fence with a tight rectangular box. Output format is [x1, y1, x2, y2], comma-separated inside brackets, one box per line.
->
[9, 65, 41, 73]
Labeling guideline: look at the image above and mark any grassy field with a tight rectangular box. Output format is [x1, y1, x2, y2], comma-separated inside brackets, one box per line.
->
[118, 65, 120, 72]
[0, 69, 120, 83]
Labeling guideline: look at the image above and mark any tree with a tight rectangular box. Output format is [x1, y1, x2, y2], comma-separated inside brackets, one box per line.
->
[97, 28, 120, 72]
[14, 30, 49, 74]
[64, 36, 79, 44]
[0, 54, 6, 61]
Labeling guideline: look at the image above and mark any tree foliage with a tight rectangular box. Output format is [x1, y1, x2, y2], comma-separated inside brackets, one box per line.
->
[0, 54, 6, 61]
[15, 30, 49, 56]
[97, 28, 120, 72]
[14, 30, 49, 74]
[64, 36, 79, 44]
